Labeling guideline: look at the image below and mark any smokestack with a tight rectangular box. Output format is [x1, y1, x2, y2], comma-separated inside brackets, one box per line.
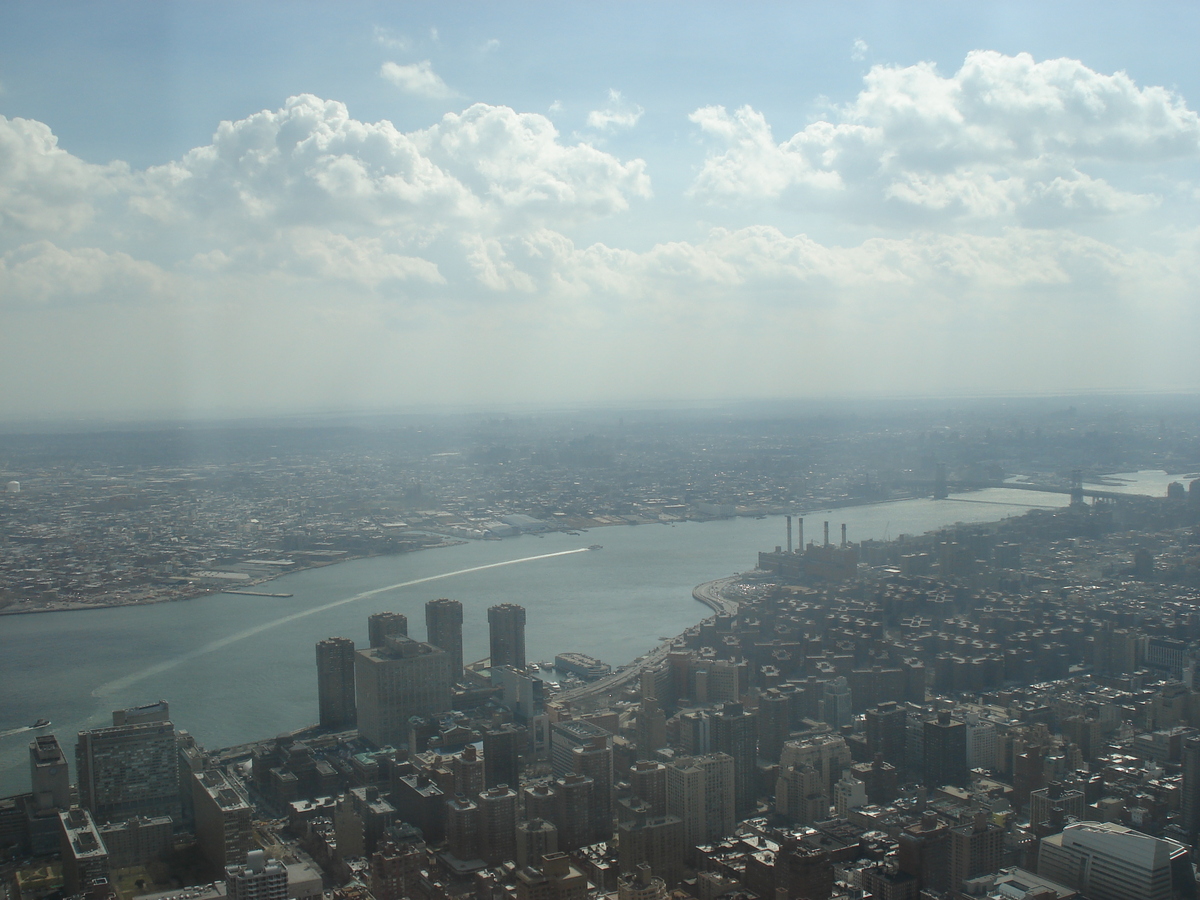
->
[787, 515, 793, 553]
[798, 517, 804, 550]
[824, 521, 830, 547]
[841, 524, 847, 548]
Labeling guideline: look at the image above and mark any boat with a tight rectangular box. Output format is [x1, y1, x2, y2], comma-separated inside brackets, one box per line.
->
[33, 718, 50, 728]
[588, 544, 603, 551]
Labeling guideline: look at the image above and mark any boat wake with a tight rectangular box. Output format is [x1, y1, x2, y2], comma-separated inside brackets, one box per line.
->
[93, 547, 589, 698]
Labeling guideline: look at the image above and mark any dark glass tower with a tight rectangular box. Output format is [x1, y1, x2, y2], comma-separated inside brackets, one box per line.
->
[488, 603, 526, 671]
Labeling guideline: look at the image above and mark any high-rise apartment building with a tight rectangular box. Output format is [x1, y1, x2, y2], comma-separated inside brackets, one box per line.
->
[757, 688, 792, 765]
[1182, 736, 1200, 840]
[711, 702, 757, 818]
[225, 850, 288, 900]
[446, 795, 481, 862]
[193, 768, 252, 869]
[572, 741, 614, 845]
[923, 711, 968, 788]
[425, 598, 464, 681]
[59, 808, 111, 895]
[617, 813, 683, 887]
[865, 702, 908, 769]
[488, 603, 526, 671]
[370, 833, 426, 900]
[517, 818, 558, 868]
[478, 785, 518, 865]
[484, 724, 524, 789]
[630, 761, 667, 818]
[551, 720, 611, 777]
[30, 735, 70, 811]
[665, 753, 735, 851]
[315, 637, 357, 730]
[949, 811, 1004, 889]
[76, 703, 180, 825]
[367, 612, 408, 649]
[355, 634, 451, 748]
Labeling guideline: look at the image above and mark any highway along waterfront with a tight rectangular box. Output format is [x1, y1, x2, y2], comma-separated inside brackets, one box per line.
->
[0, 483, 1090, 795]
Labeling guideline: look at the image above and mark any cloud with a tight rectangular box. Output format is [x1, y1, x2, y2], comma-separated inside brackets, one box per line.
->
[586, 90, 645, 131]
[852, 38, 868, 61]
[417, 103, 652, 218]
[689, 51, 1200, 224]
[372, 26, 410, 52]
[0, 241, 173, 306]
[381, 60, 457, 99]
[0, 115, 131, 235]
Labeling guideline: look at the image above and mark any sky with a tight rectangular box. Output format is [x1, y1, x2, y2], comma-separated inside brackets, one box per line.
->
[1, 1, 1199, 422]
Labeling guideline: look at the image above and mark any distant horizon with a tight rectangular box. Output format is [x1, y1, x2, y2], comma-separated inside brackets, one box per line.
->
[3, 389, 1200, 435]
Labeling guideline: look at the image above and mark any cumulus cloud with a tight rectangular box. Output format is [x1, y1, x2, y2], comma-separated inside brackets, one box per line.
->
[417, 103, 652, 218]
[690, 50, 1200, 224]
[0, 115, 130, 234]
[852, 38, 868, 61]
[586, 90, 645, 131]
[0, 241, 173, 306]
[381, 60, 456, 99]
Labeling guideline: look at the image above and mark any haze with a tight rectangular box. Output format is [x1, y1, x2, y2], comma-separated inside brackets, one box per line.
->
[2, 2, 1199, 422]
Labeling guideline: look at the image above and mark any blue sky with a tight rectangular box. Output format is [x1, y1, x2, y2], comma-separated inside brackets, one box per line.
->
[2, 2, 1199, 420]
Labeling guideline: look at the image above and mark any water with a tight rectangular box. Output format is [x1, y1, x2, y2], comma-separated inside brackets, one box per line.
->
[0, 473, 1173, 796]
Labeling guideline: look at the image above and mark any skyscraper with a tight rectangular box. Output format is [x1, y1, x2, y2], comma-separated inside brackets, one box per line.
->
[193, 768, 252, 869]
[1182, 735, 1200, 840]
[76, 703, 180, 825]
[711, 702, 757, 818]
[665, 753, 735, 850]
[923, 711, 968, 788]
[488, 603, 527, 671]
[484, 724, 524, 789]
[315, 637, 357, 730]
[572, 741, 614, 845]
[355, 634, 451, 748]
[367, 612, 408, 649]
[478, 785, 518, 865]
[30, 734, 70, 811]
[865, 702, 908, 770]
[425, 598, 464, 681]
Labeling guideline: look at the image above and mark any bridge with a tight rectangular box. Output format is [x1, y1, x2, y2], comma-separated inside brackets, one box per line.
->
[906, 467, 1124, 505]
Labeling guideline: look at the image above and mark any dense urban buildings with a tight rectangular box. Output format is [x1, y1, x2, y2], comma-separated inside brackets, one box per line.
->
[3, 404, 1200, 899]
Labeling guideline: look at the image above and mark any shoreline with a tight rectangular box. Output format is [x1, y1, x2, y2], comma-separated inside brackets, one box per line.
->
[0, 478, 1095, 619]
[0, 539, 467, 617]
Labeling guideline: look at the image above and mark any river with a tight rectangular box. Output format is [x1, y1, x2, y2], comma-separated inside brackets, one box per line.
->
[0, 472, 1180, 796]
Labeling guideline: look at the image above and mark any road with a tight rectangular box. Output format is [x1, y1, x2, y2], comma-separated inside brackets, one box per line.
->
[556, 576, 742, 705]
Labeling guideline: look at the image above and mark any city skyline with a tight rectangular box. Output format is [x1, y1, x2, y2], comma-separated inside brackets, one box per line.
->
[2, 2, 1199, 421]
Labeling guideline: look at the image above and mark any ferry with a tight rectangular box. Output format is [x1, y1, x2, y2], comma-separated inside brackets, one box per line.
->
[588, 544, 603, 551]
[33, 718, 50, 728]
